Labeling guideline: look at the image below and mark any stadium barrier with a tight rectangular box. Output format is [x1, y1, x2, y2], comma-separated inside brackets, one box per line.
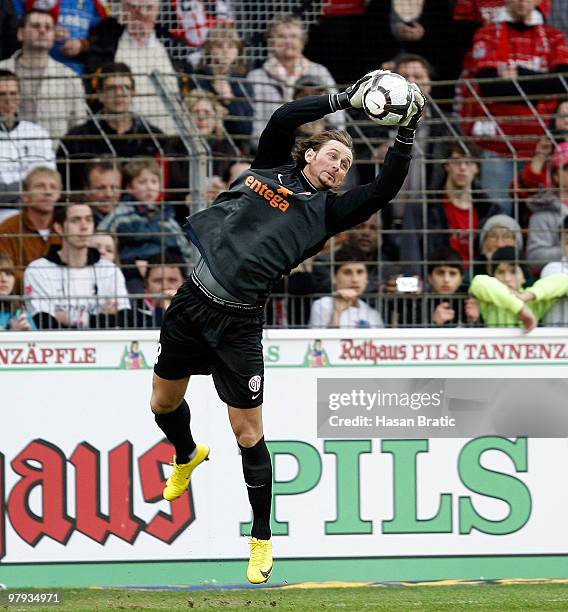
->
[1, 328, 568, 587]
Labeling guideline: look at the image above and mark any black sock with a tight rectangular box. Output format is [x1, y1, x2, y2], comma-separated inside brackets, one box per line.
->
[239, 437, 272, 540]
[154, 400, 196, 464]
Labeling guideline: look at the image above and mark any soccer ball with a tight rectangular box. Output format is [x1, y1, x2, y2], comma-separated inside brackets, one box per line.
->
[362, 72, 415, 126]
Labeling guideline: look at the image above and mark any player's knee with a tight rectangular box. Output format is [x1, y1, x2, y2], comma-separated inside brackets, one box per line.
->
[150, 391, 179, 414]
[235, 430, 263, 448]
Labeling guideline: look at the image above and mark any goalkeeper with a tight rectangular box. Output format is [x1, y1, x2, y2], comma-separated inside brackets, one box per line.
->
[150, 71, 425, 584]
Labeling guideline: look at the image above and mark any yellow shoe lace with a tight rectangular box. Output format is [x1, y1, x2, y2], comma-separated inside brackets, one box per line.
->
[250, 539, 269, 566]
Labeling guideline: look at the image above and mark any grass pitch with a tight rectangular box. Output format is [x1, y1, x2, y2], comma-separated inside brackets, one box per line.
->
[3, 584, 568, 611]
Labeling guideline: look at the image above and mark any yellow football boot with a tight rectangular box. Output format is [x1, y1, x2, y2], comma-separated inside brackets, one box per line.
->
[163, 443, 210, 502]
[247, 537, 273, 584]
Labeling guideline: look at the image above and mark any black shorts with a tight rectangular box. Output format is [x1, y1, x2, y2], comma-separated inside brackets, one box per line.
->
[154, 279, 265, 408]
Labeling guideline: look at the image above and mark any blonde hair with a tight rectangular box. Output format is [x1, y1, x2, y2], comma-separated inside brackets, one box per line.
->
[184, 90, 226, 140]
[23, 166, 62, 192]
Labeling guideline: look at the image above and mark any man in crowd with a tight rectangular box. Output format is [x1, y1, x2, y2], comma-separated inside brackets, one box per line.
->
[132, 251, 186, 328]
[82, 159, 122, 225]
[85, 0, 184, 133]
[24, 202, 130, 328]
[0, 69, 55, 209]
[57, 63, 164, 192]
[0, 9, 86, 139]
[0, 166, 61, 280]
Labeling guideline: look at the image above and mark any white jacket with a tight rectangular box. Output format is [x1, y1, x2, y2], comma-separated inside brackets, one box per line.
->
[24, 248, 130, 329]
[0, 120, 55, 186]
[0, 52, 86, 140]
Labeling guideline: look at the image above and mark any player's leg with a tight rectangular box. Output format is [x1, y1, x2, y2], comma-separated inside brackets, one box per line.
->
[228, 404, 273, 583]
[151, 377, 210, 502]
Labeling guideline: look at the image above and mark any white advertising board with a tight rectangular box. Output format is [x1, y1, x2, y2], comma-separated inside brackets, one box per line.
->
[0, 329, 567, 583]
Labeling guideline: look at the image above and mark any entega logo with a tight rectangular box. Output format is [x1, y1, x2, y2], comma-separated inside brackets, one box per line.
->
[244, 175, 291, 212]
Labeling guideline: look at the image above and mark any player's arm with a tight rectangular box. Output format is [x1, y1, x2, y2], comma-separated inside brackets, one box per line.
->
[324, 84, 425, 234]
[252, 70, 384, 169]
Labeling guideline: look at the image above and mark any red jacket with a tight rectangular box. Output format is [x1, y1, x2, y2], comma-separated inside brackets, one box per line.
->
[459, 14, 568, 156]
[454, 0, 550, 23]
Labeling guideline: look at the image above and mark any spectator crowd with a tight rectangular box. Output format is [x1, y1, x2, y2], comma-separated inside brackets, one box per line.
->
[1, 0, 568, 330]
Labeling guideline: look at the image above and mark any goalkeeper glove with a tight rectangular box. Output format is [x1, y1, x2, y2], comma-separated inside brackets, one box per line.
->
[330, 69, 391, 111]
[399, 82, 427, 131]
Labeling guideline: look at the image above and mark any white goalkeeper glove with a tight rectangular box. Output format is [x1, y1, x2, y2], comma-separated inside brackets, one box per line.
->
[330, 69, 391, 111]
[399, 82, 427, 130]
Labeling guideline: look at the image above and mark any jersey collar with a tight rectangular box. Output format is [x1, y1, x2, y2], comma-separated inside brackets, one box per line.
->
[300, 169, 318, 192]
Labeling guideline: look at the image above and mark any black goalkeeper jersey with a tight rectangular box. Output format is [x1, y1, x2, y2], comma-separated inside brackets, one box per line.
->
[185, 95, 411, 304]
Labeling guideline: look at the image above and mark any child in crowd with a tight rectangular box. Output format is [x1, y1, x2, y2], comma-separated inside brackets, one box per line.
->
[0, 252, 34, 330]
[98, 159, 193, 293]
[427, 248, 480, 326]
[88, 232, 119, 264]
[470, 246, 568, 331]
[309, 247, 383, 328]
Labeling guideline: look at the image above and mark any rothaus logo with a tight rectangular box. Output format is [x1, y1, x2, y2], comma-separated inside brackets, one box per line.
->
[244, 175, 291, 212]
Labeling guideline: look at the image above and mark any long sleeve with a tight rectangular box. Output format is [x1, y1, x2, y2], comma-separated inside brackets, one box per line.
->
[469, 275, 524, 314]
[324, 142, 412, 235]
[529, 273, 568, 302]
[252, 95, 335, 170]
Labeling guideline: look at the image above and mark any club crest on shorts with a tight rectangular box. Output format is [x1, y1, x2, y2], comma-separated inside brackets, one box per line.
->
[248, 375, 262, 393]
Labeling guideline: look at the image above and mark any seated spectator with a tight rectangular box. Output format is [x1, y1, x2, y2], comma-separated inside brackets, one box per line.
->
[188, 24, 253, 153]
[309, 246, 384, 328]
[97, 158, 193, 292]
[0, 251, 34, 330]
[85, 0, 184, 133]
[475, 213, 523, 275]
[0, 10, 86, 139]
[426, 247, 480, 326]
[82, 159, 122, 225]
[24, 202, 130, 329]
[527, 144, 568, 271]
[169, 90, 236, 198]
[13, 0, 109, 74]
[0, 166, 61, 281]
[0, 69, 55, 209]
[88, 231, 118, 264]
[313, 212, 398, 295]
[132, 251, 186, 328]
[247, 13, 344, 147]
[401, 142, 501, 275]
[459, 0, 568, 214]
[57, 63, 164, 192]
[470, 245, 568, 331]
[514, 101, 568, 212]
[540, 216, 568, 325]
[185, 90, 235, 176]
